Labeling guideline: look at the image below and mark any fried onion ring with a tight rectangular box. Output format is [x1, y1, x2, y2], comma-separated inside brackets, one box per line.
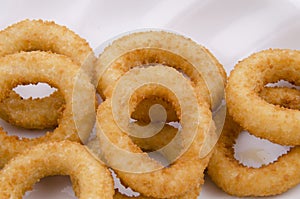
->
[96, 31, 226, 111]
[96, 66, 213, 198]
[208, 87, 300, 197]
[113, 135, 212, 199]
[0, 19, 95, 129]
[88, 126, 207, 199]
[88, 124, 212, 199]
[226, 49, 300, 145]
[95, 31, 226, 159]
[0, 51, 95, 167]
[0, 141, 114, 198]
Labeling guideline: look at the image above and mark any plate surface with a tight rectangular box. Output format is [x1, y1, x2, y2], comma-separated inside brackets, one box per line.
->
[0, 0, 300, 198]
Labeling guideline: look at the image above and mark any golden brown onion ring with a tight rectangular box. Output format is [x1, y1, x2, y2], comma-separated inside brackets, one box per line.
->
[0, 141, 114, 198]
[0, 19, 95, 129]
[113, 132, 212, 199]
[87, 134, 206, 199]
[96, 31, 226, 111]
[88, 123, 212, 199]
[226, 49, 300, 145]
[96, 66, 213, 198]
[96, 31, 226, 158]
[0, 51, 95, 167]
[208, 87, 300, 197]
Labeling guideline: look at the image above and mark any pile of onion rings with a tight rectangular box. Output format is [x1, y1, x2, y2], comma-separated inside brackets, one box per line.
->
[0, 20, 228, 198]
[0, 19, 95, 129]
[5, 19, 300, 199]
[90, 30, 227, 198]
[96, 65, 213, 198]
[95, 30, 227, 155]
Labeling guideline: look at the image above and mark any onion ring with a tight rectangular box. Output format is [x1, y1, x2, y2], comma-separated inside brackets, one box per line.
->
[0, 141, 114, 198]
[88, 124, 213, 199]
[226, 49, 300, 145]
[0, 51, 95, 167]
[96, 65, 213, 198]
[0, 19, 95, 129]
[95, 31, 226, 161]
[208, 87, 300, 197]
[96, 31, 226, 111]
[87, 126, 206, 199]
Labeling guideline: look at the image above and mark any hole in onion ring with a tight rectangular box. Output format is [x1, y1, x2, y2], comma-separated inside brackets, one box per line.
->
[96, 93, 103, 104]
[13, 82, 57, 99]
[266, 80, 300, 90]
[129, 88, 183, 157]
[234, 131, 291, 168]
[0, 80, 65, 131]
[0, 83, 61, 138]
[131, 95, 179, 125]
[111, 169, 140, 197]
[261, 81, 300, 110]
[176, 68, 191, 81]
[130, 97, 182, 166]
[128, 85, 180, 138]
[24, 176, 75, 198]
[167, 121, 182, 129]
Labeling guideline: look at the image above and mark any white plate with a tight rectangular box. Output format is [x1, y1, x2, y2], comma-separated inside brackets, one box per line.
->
[0, 0, 300, 198]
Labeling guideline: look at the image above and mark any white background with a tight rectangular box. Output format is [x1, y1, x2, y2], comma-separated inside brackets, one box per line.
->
[0, 0, 300, 198]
